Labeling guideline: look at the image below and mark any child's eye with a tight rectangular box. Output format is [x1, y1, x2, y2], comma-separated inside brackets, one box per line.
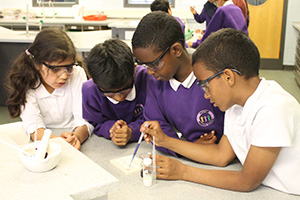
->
[52, 68, 61, 73]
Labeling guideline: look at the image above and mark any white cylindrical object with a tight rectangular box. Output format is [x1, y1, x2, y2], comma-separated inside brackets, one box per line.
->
[35, 129, 52, 159]
[142, 158, 153, 187]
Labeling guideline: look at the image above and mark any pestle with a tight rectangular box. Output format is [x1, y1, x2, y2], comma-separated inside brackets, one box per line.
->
[35, 129, 52, 159]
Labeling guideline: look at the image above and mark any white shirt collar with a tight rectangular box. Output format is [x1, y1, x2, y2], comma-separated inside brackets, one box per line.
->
[169, 72, 196, 91]
[224, 0, 234, 6]
[37, 82, 66, 99]
[107, 84, 136, 104]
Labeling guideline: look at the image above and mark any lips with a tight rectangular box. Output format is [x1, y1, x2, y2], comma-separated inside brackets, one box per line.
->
[58, 82, 65, 86]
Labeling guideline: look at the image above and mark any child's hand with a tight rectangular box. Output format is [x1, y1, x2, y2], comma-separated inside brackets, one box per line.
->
[110, 120, 132, 146]
[155, 154, 186, 180]
[60, 132, 81, 150]
[140, 121, 169, 147]
[194, 130, 217, 144]
[190, 6, 197, 15]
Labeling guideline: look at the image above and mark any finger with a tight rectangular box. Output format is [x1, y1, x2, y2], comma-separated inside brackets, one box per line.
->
[112, 139, 127, 146]
[112, 136, 127, 143]
[154, 154, 167, 162]
[60, 132, 72, 138]
[115, 120, 126, 129]
[70, 136, 77, 145]
[144, 133, 152, 144]
[117, 120, 127, 126]
[73, 140, 81, 150]
[64, 135, 75, 143]
[110, 126, 117, 134]
[113, 131, 127, 138]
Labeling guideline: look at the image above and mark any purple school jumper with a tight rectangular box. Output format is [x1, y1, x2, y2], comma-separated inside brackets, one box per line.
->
[144, 75, 224, 156]
[194, 11, 212, 26]
[192, 4, 248, 48]
[193, 1, 217, 26]
[82, 65, 148, 142]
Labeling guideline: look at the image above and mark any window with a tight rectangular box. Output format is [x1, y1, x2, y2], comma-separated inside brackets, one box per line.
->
[124, 0, 175, 8]
[32, 0, 79, 7]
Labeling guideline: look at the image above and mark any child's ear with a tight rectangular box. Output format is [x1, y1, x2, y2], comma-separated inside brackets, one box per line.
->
[171, 42, 183, 57]
[223, 69, 235, 86]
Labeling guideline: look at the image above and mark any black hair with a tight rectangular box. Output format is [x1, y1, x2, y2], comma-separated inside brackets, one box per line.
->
[87, 39, 134, 90]
[192, 28, 260, 79]
[150, 0, 170, 13]
[6, 27, 80, 118]
[132, 11, 185, 53]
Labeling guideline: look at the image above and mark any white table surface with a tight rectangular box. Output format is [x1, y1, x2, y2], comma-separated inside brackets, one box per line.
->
[80, 135, 300, 200]
[0, 26, 131, 52]
[0, 17, 122, 26]
[0, 132, 119, 200]
[1, 123, 300, 199]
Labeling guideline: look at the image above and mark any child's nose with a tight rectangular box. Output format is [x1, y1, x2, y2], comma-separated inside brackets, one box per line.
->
[59, 70, 69, 78]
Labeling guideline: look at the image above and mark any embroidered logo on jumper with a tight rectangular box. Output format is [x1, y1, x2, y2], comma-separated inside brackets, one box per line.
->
[196, 109, 214, 127]
[134, 104, 144, 118]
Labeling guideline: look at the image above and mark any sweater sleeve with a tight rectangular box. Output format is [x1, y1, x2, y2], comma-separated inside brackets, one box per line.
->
[192, 8, 225, 48]
[82, 81, 116, 139]
[143, 78, 179, 157]
[194, 10, 206, 23]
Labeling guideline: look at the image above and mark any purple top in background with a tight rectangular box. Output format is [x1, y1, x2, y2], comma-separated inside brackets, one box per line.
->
[193, 1, 217, 26]
[192, 4, 248, 48]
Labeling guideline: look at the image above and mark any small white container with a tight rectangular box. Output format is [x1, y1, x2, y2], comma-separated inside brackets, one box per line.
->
[142, 157, 154, 187]
[19, 142, 62, 173]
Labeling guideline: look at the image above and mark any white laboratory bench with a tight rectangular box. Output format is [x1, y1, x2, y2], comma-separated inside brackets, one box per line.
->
[0, 26, 131, 51]
[0, 122, 299, 200]
[0, 17, 129, 31]
[0, 131, 119, 200]
[81, 135, 300, 200]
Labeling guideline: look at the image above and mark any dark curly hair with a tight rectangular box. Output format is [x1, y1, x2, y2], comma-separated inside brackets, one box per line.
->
[6, 27, 83, 118]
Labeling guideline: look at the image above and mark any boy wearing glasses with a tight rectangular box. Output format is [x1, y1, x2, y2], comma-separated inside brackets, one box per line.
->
[132, 11, 224, 156]
[82, 39, 148, 146]
[144, 28, 300, 195]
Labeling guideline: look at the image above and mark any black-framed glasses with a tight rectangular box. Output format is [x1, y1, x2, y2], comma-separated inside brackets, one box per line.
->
[43, 62, 78, 77]
[197, 68, 242, 93]
[98, 80, 134, 98]
[134, 45, 171, 71]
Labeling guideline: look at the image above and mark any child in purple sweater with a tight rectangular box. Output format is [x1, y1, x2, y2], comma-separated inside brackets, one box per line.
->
[132, 11, 224, 157]
[190, 0, 217, 27]
[188, 0, 248, 48]
[82, 39, 148, 146]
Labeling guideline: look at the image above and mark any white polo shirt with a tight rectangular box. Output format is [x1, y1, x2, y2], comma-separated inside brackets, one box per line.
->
[224, 78, 300, 195]
[20, 65, 93, 136]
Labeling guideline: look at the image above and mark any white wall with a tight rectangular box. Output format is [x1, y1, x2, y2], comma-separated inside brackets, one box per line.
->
[283, 0, 300, 66]
[0, 0, 299, 66]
